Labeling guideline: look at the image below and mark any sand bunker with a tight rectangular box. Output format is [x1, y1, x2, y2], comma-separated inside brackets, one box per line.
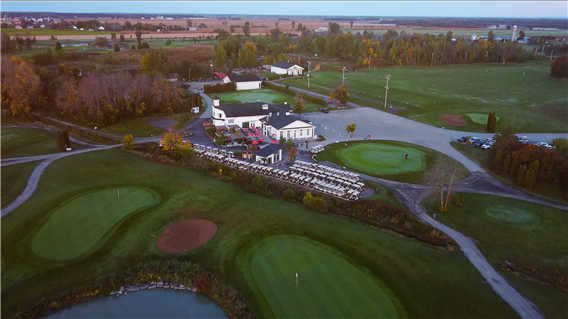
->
[157, 219, 218, 253]
[440, 115, 466, 126]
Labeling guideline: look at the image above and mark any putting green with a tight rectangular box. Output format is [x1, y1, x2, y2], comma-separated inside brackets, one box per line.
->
[485, 206, 540, 227]
[245, 235, 402, 318]
[466, 113, 500, 125]
[32, 187, 160, 260]
[335, 143, 426, 176]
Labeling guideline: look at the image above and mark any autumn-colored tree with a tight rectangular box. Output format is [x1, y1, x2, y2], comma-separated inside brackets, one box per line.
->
[160, 129, 184, 151]
[244, 41, 257, 53]
[215, 45, 226, 69]
[293, 94, 305, 117]
[502, 154, 512, 175]
[1, 57, 42, 116]
[140, 48, 170, 77]
[492, 149, 503, 171]
[517, 164, 528, 186]
[329, 84, 349, 106]
[346, 122, 356, 138]
[288, 146, 297, 162]
[123, 134, 135, 150]
[550, 55, 568, 80]
[426, 155, 463, 212]
[135, 30, 142, 43]
[509, 155, 520, 178]
[242, 22, 251, 37]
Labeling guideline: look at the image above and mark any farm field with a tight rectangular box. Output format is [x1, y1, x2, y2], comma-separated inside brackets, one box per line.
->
[344, 28, 568, 37]
[283, 61, 568, 133]
[1, 149, 517, 319]
[1, 127, 84, 158]
[450, 142, 567, 203]
[424, 193, 568, 319]
[316, 140, 469, 184]
[215, 88, 325, 112]
[1, 161, 40, 208]
[3, 29, 119, 36]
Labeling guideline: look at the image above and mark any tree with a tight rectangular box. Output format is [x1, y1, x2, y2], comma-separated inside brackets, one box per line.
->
[288, 146, 297, 162]
[350, 21, 354, 28]
[62, 130, 70, 148]
[187, 19, 193, 27]
[160, 129, 183, 151]
[510, 155, 520, 178]
[293, 93, 305, 117]
[493, 125, 519, 153]
[303, 191, 314, 206]
[502, 154, 512, 175]
[329, 22, 341, 34]
[140, 48, 170, 77]
[517, 164, 527, 186]
[426, 155, 462, 212]
[286, 138, 294, 149]
[550, 55, 568, 80]
[492, 149, 503, 171]
[486, 111, 497, 133]
[94, 36, 108, 48]
[270, 28, 281, 41]
[329, 83, 349, 106]
[123, 134, 135, 150]
[551, 137, 568, 158]
[252, 175, 264, 189]
[279, 136, 286, 145]
[114, 42, 120, 52]
[524, 169, 536, 189]
[55, 41, 63, 51]
[1, 57, 42, 116]
[346, 122, 356, 138]
[229, 25, 236, 33]
[488, 30, 495, 43]
[215, 45, 226, 69]
[56, 132, 65, 152]
[135, 30, 142, 43]
[518, 30, 526, 40]
[243, 22, 251, 36]
[119, 33, 125, 42]
[297, 23, 303, 31]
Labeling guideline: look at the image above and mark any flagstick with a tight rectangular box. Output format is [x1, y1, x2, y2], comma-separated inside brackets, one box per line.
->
[117, 189, 120, 198]
[296, 272, 298, 287]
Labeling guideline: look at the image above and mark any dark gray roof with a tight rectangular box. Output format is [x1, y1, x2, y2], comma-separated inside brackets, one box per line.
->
[227, 74, 261, 82]
[254, 143, 284, 157]
[272, 62, 302, 69]
[262, 113, 312, 130]
[216, 102, 292, 118]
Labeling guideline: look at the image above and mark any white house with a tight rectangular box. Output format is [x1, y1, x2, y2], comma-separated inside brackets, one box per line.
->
[98, 26, 105, 31]
[316, 27, 329, 33]
[271, 62, 304, 76]
[222, 74, 262, 90]
[254, 143, 284, 164]
[210, 98, 316, 140]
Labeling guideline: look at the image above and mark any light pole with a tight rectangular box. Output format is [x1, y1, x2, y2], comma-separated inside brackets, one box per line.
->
[341, 66, 347, 85]
[307, 61, 311, 88]
[210, 60, 214, 75]
[384, 75, 391, 108]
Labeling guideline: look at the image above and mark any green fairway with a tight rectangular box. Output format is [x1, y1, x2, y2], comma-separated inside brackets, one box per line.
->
[1, 149, 517, 319]
[32, 187, 160, 260]
[424, 193, 568, 319]
[243, 235, 401, 318]
[1, 127, 84, 158]
[1, 161, 40, 208]
[284, 61, 568, 132]
[100, 117, 166, 137]
[215, 88, 324, 112]
[317, 140, 468, 184]
[466, 113, 501, 125]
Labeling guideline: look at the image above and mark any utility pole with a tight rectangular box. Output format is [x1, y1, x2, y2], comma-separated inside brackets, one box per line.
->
[550, 49, 554, 61]
[307, 61, 311, 88]
[341, 66, 347, 85]
[384, 75, 391, 108]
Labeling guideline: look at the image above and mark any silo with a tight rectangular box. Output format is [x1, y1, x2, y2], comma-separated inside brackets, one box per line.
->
[471, 34, 478, 41]
[511, 25, 518, 42]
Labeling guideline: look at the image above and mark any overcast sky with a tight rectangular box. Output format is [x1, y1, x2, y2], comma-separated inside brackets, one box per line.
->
[1, 1, 567, 18]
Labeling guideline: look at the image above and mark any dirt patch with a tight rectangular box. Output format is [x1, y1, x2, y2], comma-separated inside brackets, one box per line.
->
[440, 115, 466, 127]
[157, 219, 218, 253]
[144, 117, 176, 129]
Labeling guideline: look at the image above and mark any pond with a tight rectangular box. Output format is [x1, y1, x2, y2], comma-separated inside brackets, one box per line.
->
[45, 289, 228, 318]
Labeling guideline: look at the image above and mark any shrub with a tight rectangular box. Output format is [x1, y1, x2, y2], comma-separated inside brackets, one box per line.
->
[452, 196, 465, 207]
[204, 82, 236, 93]
[283, 188, 296, 201]
[316, 135, 326, 141]
[123, 134, 135, 150]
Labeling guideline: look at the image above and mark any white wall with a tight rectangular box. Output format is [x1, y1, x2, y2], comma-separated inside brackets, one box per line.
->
[271, 66, 288, 75]
[236, 81, 262, 90]
[211, 105, 267, 127]
[264, 120, 316, 140]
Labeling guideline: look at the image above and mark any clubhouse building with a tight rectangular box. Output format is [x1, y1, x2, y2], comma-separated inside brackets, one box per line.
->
[211, 97, 316, 140]
[270, 62, 304, 76]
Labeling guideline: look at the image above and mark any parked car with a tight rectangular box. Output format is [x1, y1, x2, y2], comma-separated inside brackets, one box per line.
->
[182, 131, 192, 137]
[458, 136, 469, 143]
[535, 142, 553, 149]
[320, 108, 329, 113]
[468, 137, 480, 145]
[517, 136, 529, 144]
[325, 99, 332, 103]
[481, 141, 494, 149]
[474, 140, 485, 147]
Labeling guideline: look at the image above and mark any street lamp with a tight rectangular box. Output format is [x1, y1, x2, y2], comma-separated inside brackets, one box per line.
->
[210, 60, 214, 75]
[307, 61, 311, 88]
[341, 66, 347, 85]
[384, 75, 391, 108]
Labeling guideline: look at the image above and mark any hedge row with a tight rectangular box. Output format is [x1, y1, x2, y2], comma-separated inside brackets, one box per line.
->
[129, 143, 455, 249]
[13, 259, 254, 319]
[498, 260, 568, 292]
[26, 113, 120, 145]
[262, 82, 326, 106]
[204, 82, 236, 94]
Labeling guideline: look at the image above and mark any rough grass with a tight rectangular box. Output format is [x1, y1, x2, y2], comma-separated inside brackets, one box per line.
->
[1, 127, 84, 158]
[317, 140, 469, 184]
[1, 161, 40, 208]
[1, 149, 517, 319]
[241, 235, 402, 318]
[284, 61, 568, 132]
[450, 142, 567, 203]
[100, 117, 166, 137]
[215, 88, 323, 112]
[423, 193, 568, 319]
[31, 187, 160, 260]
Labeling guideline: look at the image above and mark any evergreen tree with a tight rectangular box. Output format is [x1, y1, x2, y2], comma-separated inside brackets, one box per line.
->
[62, 130, 70, 148]
[524, 169, 535, 189]
[517, 164, 527, 186]
[510, 155, 520, 178]
[56, 132, 65, 152]
[492, 149, 502, 171]
[529, 160, 540, 180]
[502, 153, 511, 175]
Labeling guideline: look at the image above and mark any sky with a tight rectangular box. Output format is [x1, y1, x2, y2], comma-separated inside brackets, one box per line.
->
[1, 1, 567, 18]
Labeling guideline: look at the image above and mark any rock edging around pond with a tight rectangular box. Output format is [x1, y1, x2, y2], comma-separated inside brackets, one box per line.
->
[110, 281, 197, 296]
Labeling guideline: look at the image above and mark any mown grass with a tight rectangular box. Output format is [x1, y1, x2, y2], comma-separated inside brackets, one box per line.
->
[423, 192, 568, 319]
[316, 140, 469, 184]
[215, 88, 323, 112]
[99, 117, 167, 137]
[450, 142, 567, 203]
[1, 161, 40, 208]
[284, 61, 568, 133]
[1, 127, 84, 158]
[1, 149, 517, 319]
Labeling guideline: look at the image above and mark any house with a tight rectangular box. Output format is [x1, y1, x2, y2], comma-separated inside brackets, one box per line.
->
[271, 62, 304, 76]
[98, 26, 105, 31]
[254, 143, 284, 164]
[40, 24, 45, 28]
[214, 72, 226, 80]
[223, 74, 262, 90]
[210, 97, 316, 139]
[14, 25, 22, 29]
[26, 25, 34, 29]
[316, 27, 328, 33]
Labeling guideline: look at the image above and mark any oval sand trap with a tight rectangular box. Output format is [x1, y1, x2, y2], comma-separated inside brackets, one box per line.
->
[157, 219, 218, 253]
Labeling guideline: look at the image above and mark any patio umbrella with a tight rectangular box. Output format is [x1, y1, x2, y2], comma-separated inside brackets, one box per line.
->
[255, 132, 262, 136]
[252, 140, 258, 144]
[271, 134, 276, 136]
[248, 133, 255, 136]
[259, 139, 264, 142]
[272, 140, 279, 144]
[242, 129, 248, 132]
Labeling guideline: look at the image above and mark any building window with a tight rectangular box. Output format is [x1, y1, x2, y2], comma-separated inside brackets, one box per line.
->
[294, 130, 297, 138]
[300, 130, 303, 137]
[307, 129, 310, 136]
[287, 131, 290, 138]
[218, 113, 222, 118]
[228, 119, 234, 124]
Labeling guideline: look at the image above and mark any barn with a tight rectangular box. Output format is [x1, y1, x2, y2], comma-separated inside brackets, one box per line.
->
[223, 74, 262, 90]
